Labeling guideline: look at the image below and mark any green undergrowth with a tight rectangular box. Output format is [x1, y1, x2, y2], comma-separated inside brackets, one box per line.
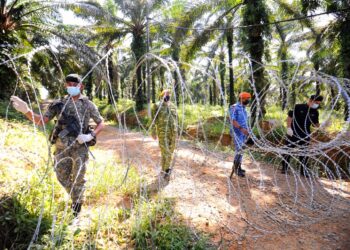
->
[132, 198, 212, 250]
[94, 98, 135, 121]
[0, 118, 212, 249]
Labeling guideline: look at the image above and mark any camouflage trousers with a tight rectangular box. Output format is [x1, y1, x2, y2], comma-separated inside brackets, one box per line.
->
[54, 144, 88, 203]
[158, 133, 176, 171]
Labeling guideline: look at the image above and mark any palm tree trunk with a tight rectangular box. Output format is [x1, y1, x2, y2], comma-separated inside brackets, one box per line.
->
[242, 0, 269, 126]
[131, 32, 145, 111]
[107, 55, 114, 104]
[121, 77, 124, 99]
[172, 45, 180, 106]
[143, 66, 147, 99]
[219, 52, 226, 106]
[152, 67, 156, 103]
[314, 35, 321, 96]
[209, 84, 213, 105]
[226, 28, 235, 105]
[85, 72, 93, 100]
[280, 46, 288, 110]
[212, 79, 217, 105]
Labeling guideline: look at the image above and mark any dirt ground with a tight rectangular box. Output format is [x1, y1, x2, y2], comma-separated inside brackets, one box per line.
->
[95, 125, 350, 250]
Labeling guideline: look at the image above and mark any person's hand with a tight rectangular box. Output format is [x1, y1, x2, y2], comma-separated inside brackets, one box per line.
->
[287, 128, 293, 136]
[10, 96, 30, 114]
[241, 128, 249, 136]
[77, 134, 94, 144]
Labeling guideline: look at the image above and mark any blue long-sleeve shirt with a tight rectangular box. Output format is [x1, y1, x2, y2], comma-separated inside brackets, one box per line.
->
[229, 102, 248, 136]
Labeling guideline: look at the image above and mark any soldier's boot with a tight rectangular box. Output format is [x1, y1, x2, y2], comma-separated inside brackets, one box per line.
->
[72, 202, 82, 217]
[230, 160, 245, 178]
[163, 168, 172, 180]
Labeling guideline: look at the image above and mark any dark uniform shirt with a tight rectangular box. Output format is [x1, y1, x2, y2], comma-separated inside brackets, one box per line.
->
[288, 104, 319, 140]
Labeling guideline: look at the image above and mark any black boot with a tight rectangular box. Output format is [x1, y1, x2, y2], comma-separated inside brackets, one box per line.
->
[230, 160, 245, 178]
[163, 168, 172, 180]
[239, 165, 246, 173]
[72, 202, 82, 217]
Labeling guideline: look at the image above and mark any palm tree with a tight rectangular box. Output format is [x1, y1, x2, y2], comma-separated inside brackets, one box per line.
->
[84, 0, 167, 111]
[240, 0, 270, 125]
[300, 0, 350, 119]
[183, 1, 244, 106]
[0, 0, 103, 100]
[0, 0, 55, 100]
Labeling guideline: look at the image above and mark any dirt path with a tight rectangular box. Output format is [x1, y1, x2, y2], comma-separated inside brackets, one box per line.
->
[95, 125, 350, 250]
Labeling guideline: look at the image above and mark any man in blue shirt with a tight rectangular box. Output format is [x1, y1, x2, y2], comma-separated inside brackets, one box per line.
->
[229, 92, 251, 178]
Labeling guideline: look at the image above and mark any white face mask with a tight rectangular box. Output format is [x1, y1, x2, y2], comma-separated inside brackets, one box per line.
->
[311, 103, 319, 109]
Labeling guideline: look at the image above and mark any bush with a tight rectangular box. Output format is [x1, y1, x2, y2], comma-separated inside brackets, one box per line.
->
[0, 194, 51, 250]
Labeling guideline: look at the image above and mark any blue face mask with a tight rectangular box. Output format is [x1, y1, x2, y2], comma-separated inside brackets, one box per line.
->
[67, 86, 81, 96]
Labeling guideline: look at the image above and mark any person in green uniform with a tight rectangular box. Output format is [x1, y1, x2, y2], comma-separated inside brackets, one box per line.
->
[151, 89, 177, 179]
[11, 74, 104, 217]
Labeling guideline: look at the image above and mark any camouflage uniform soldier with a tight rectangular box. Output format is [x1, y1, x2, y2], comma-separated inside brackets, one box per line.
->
[151, 89, 177, 179]
[11, 74, 104, 216]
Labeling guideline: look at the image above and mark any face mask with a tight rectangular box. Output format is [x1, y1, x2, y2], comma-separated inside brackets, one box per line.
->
[67, 85, 81, 96]
[242, 99, 250, 105]
[164, 96, 170, 102]
[311, 103, 319, 109]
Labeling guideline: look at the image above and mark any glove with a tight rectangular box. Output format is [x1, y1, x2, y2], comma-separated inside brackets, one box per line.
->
[10, 96, 30, 114]
[77, 133, 94, 144]
[287, 128, 293, 136]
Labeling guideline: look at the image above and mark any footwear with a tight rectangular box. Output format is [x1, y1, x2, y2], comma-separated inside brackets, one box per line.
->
[236, 168, 245, 177]
[163, 168, 172, 180]
[230, 160, 245, 178]
[239, 166, 246, 173]
[71, 202, 82, 217]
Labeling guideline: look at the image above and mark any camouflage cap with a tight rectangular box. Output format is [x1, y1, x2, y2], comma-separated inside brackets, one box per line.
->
[65, 74, 82, 83]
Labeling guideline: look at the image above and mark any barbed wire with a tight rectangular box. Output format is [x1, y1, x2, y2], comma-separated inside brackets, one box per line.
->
[1, 46, 350, 248]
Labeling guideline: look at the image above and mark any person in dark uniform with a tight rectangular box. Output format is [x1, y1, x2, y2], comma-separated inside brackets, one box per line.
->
[281, 95, 324, 176]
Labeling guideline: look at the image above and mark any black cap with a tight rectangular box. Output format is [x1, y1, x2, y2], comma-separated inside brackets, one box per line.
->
[65, 74, 82, 83]
[310, 95, 323, 101]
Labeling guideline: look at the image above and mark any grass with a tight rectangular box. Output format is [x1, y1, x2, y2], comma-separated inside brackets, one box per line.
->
[1, 98, 345, 248]
[132, 198, 212, 250]
[86, 155, 142, 202]
[0, 116, 212, 249]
